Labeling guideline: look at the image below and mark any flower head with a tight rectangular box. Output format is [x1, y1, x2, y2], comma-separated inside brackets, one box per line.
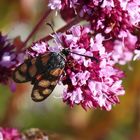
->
[0, 32, 24, 91]
[48, 0, 139, 65]
[104, 31, 137, 65]
[29, 25, 125, 111]
[0, 128, 21, 140]
[48, 0, 135, 34]
[59, 25, 125, 110]
[26, 41, 49, 57]
[126, 0, 140, 25]
[48, 0, 62, 10]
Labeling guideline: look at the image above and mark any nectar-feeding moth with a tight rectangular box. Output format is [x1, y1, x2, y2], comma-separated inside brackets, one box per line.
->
[13, 52, 66, 102]
[13, 24, 98, 102]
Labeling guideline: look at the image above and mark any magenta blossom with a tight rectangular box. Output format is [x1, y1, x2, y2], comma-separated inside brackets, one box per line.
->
[28, 25, 125, 111]
[48, 0, 140, 29]
[104, 30, 137, 65]
[0, 32, 24, 91]
[48, 0, 139, 66]
[0, 128, 21, 140]
[60, 26, 125, 110]
[26, 41, 49, 57]
[126, 0, 140, 25]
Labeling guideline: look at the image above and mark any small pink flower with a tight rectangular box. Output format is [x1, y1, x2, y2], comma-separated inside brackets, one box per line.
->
[0, 128, 21, 140]
[48, 0, 62, 10]
[104, 30, 137, 65]
[126, 0, 140, 25]
[63, 87, 83, 104]
[133, 50, 140, 60]
[27, 41, 49, 57]
[101, 0, 115, 8]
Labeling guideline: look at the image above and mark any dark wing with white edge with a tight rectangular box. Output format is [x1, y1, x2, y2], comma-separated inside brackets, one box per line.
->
[31, 52, 65, 102]
[31, 68, 64, 102]
[13, 53, 50, 83]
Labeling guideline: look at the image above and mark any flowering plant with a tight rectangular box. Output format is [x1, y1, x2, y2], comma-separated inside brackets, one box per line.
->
[0, 127, 48, 140]
[1, 0, 140, 111]
[0, 33, 24, 91]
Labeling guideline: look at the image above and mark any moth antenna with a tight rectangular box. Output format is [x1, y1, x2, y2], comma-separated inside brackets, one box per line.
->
[69, 51, 98, 62]
[46, 23, 98, 62]
[46, 23, 62, 44]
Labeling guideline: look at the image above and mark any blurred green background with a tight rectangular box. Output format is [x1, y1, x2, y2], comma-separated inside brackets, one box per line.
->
[0, 0, 140, 140]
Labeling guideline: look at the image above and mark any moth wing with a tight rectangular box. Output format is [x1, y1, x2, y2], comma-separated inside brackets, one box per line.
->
[31, 68, 64, 102]
[13, 53, 50, 83]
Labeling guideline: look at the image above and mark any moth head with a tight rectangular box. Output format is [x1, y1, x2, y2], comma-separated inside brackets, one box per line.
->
[61, 48, 69, 56]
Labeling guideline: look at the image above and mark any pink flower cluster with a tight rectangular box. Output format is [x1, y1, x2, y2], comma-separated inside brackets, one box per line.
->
[0, 127, 49, 140]
[28, 25, 125, 110]
[26, 41, 49, 58]
[60, 26, 125, 110]
[0, 128, 21, 140]
[48, 0, 140, 63]
[0, 32, 24, 91]
[48, 0, 140, 26]
[22, 0, 140, 110]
